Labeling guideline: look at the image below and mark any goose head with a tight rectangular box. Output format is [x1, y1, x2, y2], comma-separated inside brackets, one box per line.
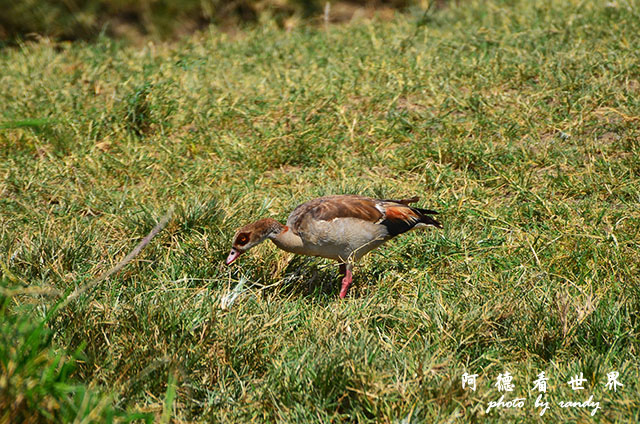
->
[225, 218, 283, 265]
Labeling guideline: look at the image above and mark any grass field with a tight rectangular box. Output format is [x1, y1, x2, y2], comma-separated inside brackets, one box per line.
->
[1, 0, 640, 422]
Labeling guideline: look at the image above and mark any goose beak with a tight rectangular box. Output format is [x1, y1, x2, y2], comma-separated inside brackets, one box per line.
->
[225, 248, 242, 265]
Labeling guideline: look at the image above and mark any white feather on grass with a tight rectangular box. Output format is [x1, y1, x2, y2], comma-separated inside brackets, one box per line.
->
[220, 276, 248, 310]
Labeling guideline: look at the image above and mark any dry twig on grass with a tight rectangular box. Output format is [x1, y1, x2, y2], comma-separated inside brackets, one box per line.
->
[57, 207, 175, 310]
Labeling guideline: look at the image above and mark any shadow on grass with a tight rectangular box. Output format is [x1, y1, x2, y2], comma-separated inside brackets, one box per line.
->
[266, 256, 379, 302]
[278, 256, 340, 299]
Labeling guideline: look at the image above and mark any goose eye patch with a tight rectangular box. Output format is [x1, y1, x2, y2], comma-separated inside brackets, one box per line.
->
[236, 233, 250, 246]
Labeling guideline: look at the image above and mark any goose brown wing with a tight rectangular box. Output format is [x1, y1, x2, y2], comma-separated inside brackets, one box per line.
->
[287, 195, 384, 234]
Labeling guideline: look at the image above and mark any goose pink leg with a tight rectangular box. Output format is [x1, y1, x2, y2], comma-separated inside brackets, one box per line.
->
[339, 265, 353, 298]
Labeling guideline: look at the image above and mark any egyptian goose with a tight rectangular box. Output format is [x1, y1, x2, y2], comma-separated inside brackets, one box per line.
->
[226, 195, 442, 298]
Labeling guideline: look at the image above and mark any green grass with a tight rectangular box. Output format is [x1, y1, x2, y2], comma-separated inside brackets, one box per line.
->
[1, 0, 639, 421]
